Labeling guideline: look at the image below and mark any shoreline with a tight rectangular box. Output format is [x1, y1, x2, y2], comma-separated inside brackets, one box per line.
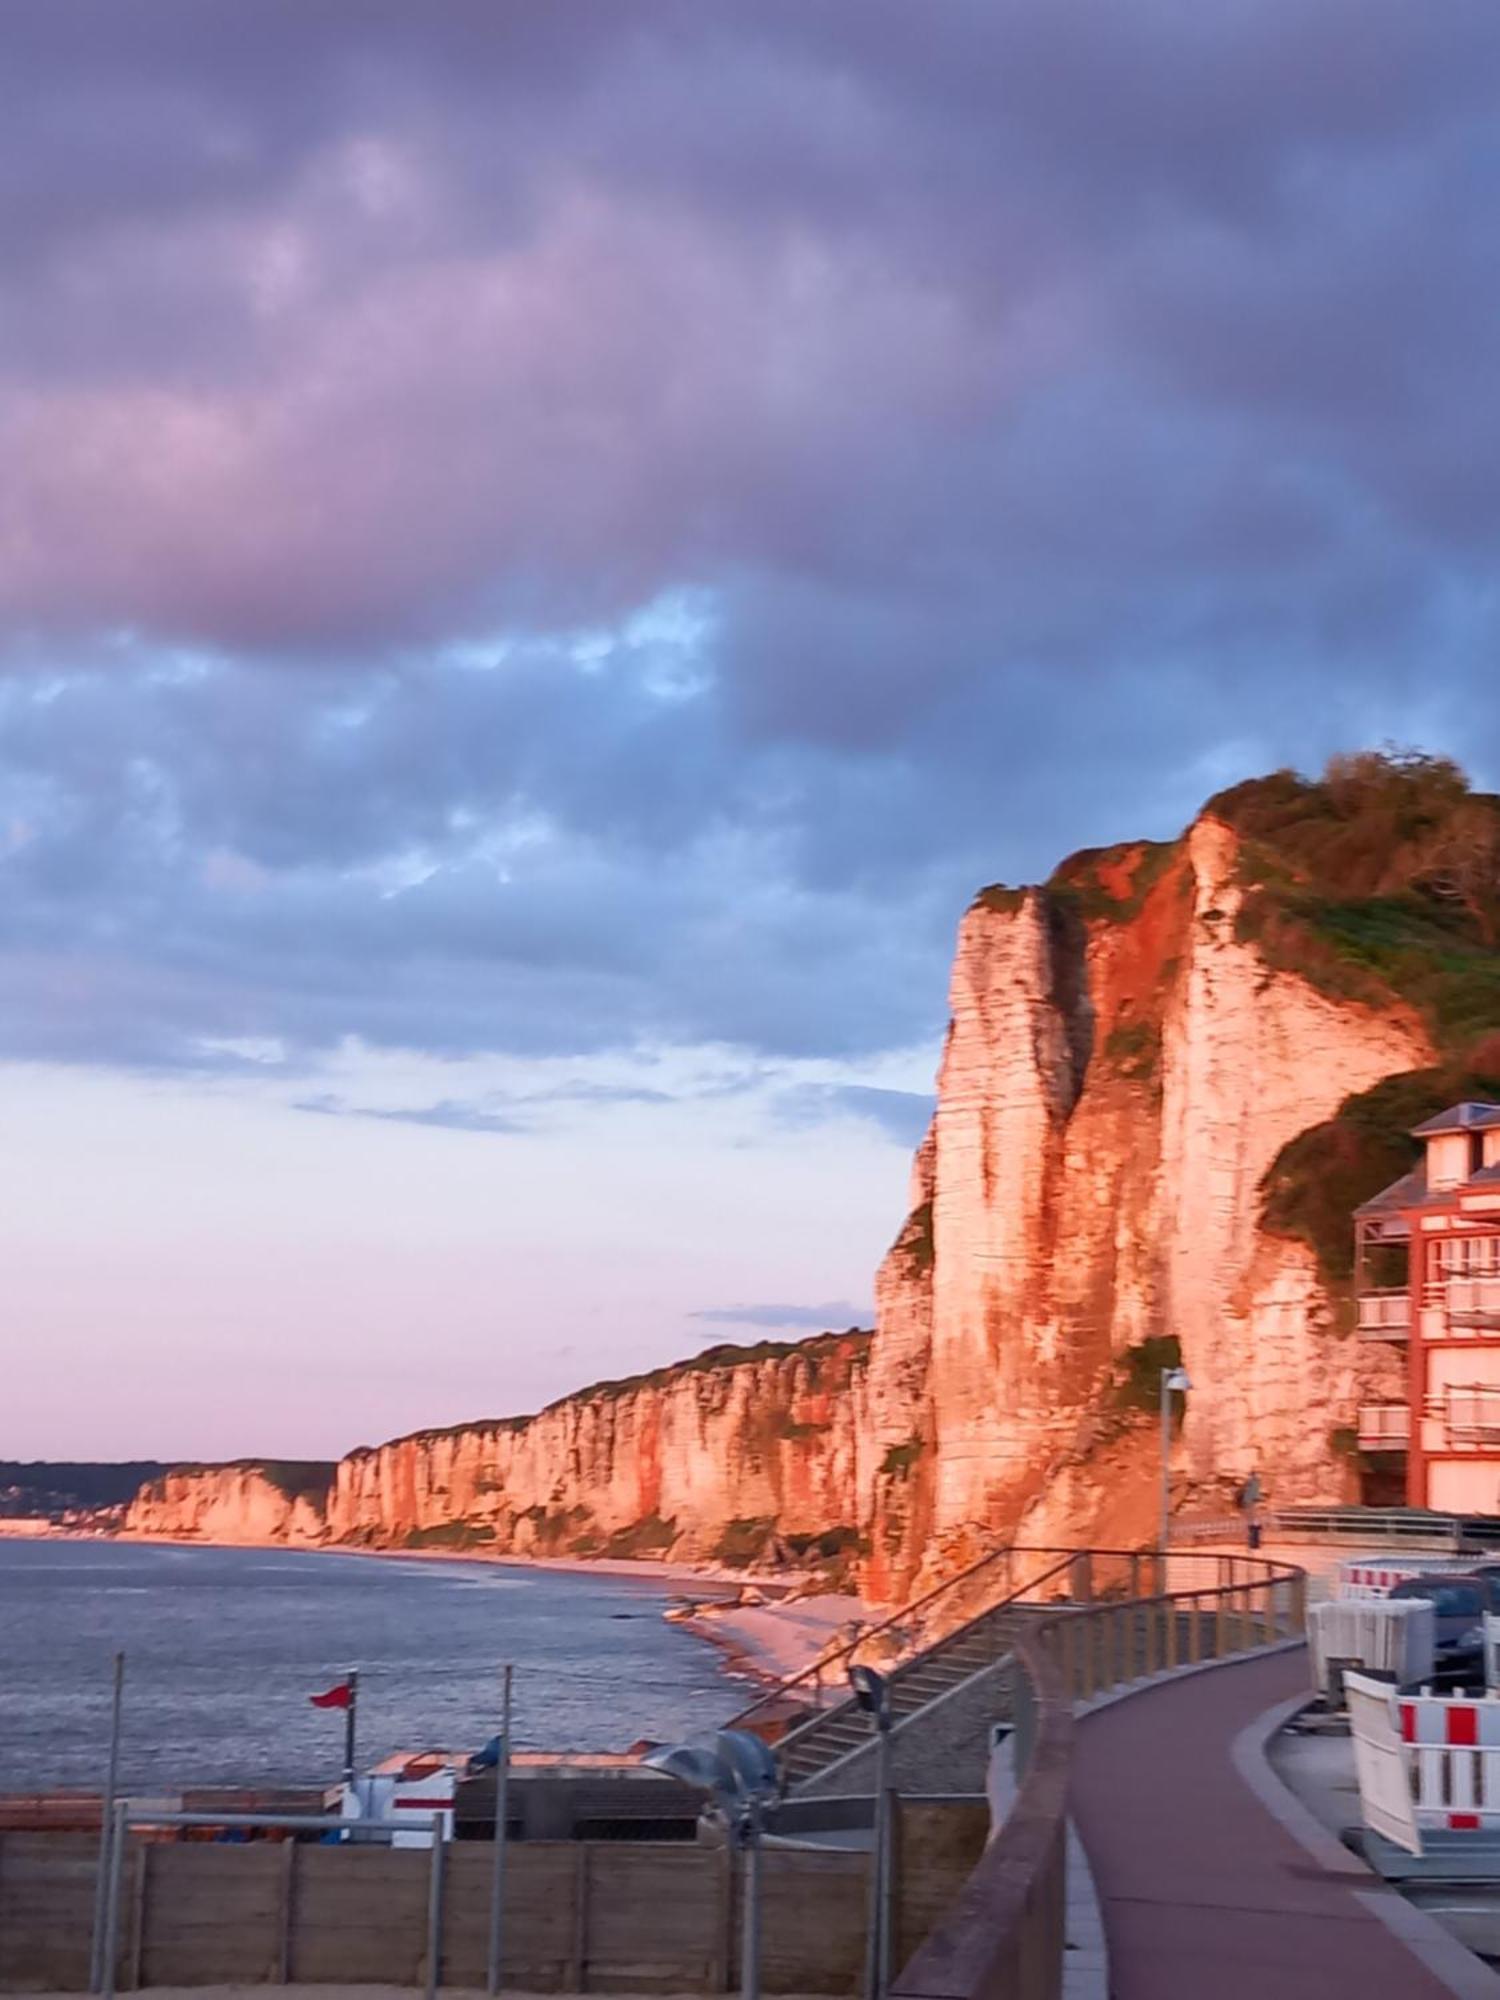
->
[13, 1526, 869, 1690]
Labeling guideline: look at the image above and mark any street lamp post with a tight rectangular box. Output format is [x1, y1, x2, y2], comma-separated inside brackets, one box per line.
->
[849, 1666, 894, 2000]
[1159, 1365, 1192, 1552]
[645, 1730, 780, 2000]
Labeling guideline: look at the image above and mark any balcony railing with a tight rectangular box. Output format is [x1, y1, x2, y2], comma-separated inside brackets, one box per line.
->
[1357, 1403, 1410, 1449]
[1448, 1275, 1500, 1328]
[1357, 1289, 1411, 1337]
[1445, 1386, 1500, 1447]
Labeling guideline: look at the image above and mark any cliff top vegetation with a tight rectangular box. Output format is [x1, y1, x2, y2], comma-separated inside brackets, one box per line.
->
[1, 1461, 168, 1517]
[152, 1458, 337, 1504]
[352, 1326, 874, 1455]
[1242, 750, 1500, 1299]
[1211, 750, 1500, 1052]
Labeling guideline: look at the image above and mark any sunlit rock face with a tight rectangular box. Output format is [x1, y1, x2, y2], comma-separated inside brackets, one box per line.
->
[122, 1334, 872, 1565]
[117, 812, 1441, 1595]
[323, 1330, 871, 1563]
[123, 1462, 331, 1545]
[866, 814, 1430, 1592]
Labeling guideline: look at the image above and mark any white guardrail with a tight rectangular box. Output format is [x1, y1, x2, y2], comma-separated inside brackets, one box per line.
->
[1348, 1674, 1500, 1854]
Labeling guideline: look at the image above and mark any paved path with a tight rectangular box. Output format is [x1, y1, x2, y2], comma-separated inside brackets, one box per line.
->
[1071, 1648, 1472, 1999]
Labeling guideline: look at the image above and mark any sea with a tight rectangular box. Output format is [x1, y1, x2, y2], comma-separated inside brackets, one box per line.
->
[0, 1538, 747, 1793]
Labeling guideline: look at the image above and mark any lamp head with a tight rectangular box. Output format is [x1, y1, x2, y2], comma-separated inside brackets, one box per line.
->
[848, 1663, 892, 1727]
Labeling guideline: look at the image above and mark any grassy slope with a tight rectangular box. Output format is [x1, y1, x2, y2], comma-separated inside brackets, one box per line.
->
[1218, 754, 1500, 1296]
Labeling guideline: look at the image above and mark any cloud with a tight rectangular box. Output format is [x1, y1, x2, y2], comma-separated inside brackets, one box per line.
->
[293, 1095, 525, 1136]
[690, 1301, 872, 1332]
[777, 1085, 936, 1148]
[0, 4, 1496, 1086]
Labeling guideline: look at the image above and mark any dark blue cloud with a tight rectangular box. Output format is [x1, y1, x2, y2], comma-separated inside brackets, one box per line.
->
[0, 3, 1496, 1083]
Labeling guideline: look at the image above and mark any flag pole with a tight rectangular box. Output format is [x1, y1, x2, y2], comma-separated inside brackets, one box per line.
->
[344, 1669, 359, 1786]
[89, 1651, 126, 1993]
[486, 1664, 513, 1997]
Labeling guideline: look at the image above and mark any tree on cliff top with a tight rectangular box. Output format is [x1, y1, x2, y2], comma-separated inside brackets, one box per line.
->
[1211, 749, 1498, 912]
[1209, 749, 1500, 1054]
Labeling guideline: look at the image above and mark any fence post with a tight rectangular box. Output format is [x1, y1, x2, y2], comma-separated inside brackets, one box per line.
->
[101, 1803, 128, 2000]
[571, 1845, 589, 1991]
[127, 1844, 148, 1992]
[426, 1816, 446, 2000]
[89, 1652, 127, 1995]
[276, 1839, 296, 1984]
[715, 1839, 734, 1992]
[1070, 1551, 1093, 1603]
[1214, 1594, 1228, 1660]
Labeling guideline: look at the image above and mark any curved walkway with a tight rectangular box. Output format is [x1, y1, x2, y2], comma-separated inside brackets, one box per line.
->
[1071, 1647, 1480, 1999]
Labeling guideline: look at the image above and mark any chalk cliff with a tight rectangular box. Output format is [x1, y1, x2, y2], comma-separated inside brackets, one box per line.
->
[115, 758, 1500, 1594]
[119, 1336, 872, 1567]
[123, 1461, 334, 1545]
[866, 808, 1434, 1590]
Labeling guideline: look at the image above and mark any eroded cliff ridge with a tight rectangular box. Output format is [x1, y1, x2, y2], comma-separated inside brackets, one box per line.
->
[868, 754, 1500, 1589]
[121, 1335, 872, 1567]
[115, 756, 1500, 1593]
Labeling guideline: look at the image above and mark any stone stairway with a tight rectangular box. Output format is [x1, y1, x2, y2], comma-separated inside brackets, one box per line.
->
[768, 1552, 1079, 1791]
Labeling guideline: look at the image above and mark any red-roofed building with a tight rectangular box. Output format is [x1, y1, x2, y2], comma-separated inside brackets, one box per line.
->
[1356, 1101, 1500, 1510]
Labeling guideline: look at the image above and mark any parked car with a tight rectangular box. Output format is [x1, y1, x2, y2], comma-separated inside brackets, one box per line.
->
[1388, 1575, 1488, 1683]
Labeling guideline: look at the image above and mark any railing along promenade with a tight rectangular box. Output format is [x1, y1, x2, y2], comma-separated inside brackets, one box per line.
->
[887, 1549, 1306, 2000]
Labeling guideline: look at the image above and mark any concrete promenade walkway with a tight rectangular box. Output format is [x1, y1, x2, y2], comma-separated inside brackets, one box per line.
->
[1071, 1647, 1481, 1999]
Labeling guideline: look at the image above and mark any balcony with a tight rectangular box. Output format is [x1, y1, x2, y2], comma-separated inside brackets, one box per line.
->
[1447, 1275, 1500, 1329]
[1445, 1386, 1500, 1447]
[1357, 1403, 1410, 1450]
[1356, 1289, 1410, 1339]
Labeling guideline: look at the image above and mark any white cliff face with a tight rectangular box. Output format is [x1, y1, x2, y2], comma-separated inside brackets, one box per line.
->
[324, 1332, 873, 1562]
[123, 1464, 330, 1544]
[114, 813, 1445, 1592]
[923, 892, 1087, 1540]
[1158, 817, 1428, 1489]
[870, 816, 1434, 1587]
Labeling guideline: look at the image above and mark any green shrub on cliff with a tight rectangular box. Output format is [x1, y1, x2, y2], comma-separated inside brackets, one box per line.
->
[892, 1200, 934, 1276]
[1113, 1336, 1183, 1413]
[1047, 838, 1179, 922]
[1260, 1051, 1500, 1293]
[1211, 752, 1500, 1049]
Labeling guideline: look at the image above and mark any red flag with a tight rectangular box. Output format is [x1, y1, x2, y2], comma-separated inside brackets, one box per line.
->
[309, 1680, 352, 1710]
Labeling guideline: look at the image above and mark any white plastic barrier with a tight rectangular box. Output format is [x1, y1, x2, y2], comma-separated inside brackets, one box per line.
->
[1347, 1671, 1500, 1855]
[1308, 1597, 1435, 1696]
[340, 1767, 456, 1846]
[1336, 1554, 1479, 1600]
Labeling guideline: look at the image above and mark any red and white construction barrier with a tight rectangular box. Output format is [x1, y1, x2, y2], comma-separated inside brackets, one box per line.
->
[1348, 1671, 1500, 1854]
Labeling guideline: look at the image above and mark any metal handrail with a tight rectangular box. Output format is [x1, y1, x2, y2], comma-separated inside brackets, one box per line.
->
[730, 1541, 1156, 1735]
[769, 1550, 1081, 1774]
[726, 1536, 1033, 1731]
[892, 1555, 1306, 2000]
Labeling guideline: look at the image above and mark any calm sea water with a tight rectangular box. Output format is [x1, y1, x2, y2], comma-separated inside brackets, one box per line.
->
[0, 1539, 746, 1792]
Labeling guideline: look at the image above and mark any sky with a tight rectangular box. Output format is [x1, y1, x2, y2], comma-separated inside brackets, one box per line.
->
[4, 2, 1498, 1460]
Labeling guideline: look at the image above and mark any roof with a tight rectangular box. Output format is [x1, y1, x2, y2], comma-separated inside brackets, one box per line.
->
[1410, 1101, 1500, 1138]
[1355, 1167, 1426, 1219]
